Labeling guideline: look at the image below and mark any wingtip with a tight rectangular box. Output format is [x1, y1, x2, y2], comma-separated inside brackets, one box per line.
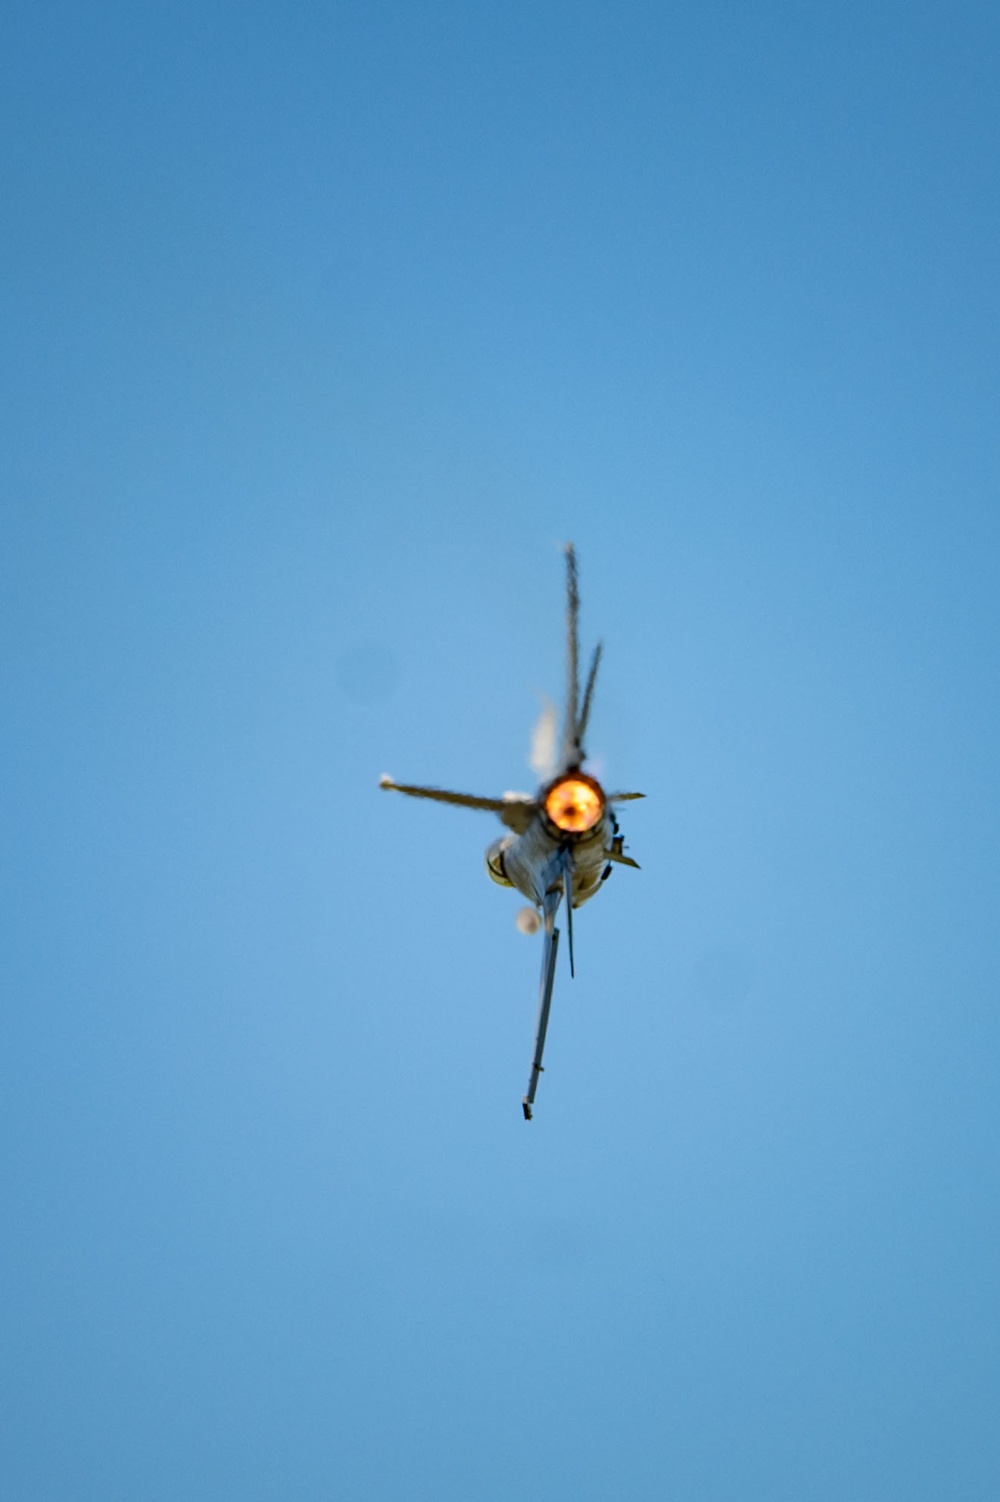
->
[378, 773, 395, 789]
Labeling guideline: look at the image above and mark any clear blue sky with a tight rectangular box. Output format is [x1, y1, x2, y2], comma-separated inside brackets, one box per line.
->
[3, 2, 998, 1497]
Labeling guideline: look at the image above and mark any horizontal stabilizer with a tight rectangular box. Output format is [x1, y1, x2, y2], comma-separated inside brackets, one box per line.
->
[576, 641, 602, 760]
[606, 791, 645, 802]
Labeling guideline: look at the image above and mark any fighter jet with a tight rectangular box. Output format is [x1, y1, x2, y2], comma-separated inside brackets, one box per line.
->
[380, 544, 643, 1118]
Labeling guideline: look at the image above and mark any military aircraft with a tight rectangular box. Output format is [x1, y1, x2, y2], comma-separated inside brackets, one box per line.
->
[380, 544, 643, 1118]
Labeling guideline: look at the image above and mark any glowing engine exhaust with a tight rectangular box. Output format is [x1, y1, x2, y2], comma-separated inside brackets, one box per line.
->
[541, 772, 606, 836]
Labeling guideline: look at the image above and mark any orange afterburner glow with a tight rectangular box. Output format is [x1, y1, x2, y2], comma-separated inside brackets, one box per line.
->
[543, 775, 605, 835]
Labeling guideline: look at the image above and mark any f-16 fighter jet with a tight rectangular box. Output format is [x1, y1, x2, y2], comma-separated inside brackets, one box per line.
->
[380, 545, 643, 1118]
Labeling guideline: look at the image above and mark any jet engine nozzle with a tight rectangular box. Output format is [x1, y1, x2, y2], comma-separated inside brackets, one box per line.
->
[541, 772, 606, 836]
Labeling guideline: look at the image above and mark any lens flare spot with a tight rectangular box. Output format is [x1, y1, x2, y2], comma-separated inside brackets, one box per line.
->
[544, 777, 604, 834]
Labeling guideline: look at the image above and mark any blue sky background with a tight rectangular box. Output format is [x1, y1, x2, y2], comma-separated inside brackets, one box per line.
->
[2, 1, 998, 1497]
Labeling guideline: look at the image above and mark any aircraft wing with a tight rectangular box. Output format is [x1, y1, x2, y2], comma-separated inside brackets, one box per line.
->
[522, 848, 574, 1120]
